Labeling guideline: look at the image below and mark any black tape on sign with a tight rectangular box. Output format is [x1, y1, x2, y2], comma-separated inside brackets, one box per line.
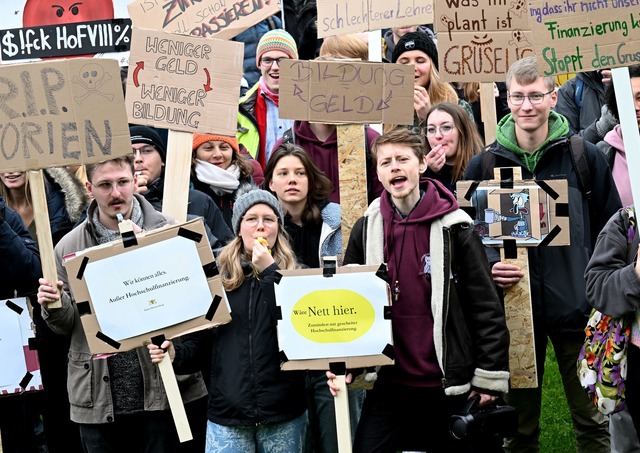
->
[76, 256, 89, 280]
[464, 181, 480, 201]
[205, 295, 222, 321]
[323, 258, 337, 277]
[499, 168, 514, 188]
[535, 180, 559, 200]
[329, 362, 347, 375]
[5, 299, 23, 315]
[461, 206, 477, 219]
[555, 203, 569, 218]
[121, 230, 138, 248]
[382, 344, 395, 360]
[96, 332, 121, 350]
[178, 227, 203, 243]
[539, 225, 562, 247]
[273, 305, 283, 321]
[28, 337, 37, 351]
[375, 263, 388, 282]
[77, 301, 92, 316]
[383, 306, 392, 320]
[279, 350, 289, 363]
[203, 262, 219, 278]
[19, 372, 33, 390]
[273, 271, 283, 284]
[151, 334, 167, 352]
[503, 239, 518, 259]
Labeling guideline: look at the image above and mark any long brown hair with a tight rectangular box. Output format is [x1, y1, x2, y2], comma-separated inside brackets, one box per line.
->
[425, 102, 483, 183]
[263, 144, 333, 225]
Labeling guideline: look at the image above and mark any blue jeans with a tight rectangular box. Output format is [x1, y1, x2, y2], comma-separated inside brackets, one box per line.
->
[205, 413, 306, 453]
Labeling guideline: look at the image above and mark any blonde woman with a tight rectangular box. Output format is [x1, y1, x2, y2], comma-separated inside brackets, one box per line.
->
[149, 188, 307, 453]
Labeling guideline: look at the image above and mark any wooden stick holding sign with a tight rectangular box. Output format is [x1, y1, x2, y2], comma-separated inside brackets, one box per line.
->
[480, 83, 498, 146]
[28, 171, 61, 308]
[161, 130, 194, 222]
[456, 168, 570, 388]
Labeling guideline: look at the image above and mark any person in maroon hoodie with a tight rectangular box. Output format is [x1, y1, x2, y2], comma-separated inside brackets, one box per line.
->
[328, 127, 510, 452]
[272, 121, 384, 204]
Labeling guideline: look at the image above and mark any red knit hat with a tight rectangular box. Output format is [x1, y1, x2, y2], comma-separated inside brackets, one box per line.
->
[192, 134, 239, 153]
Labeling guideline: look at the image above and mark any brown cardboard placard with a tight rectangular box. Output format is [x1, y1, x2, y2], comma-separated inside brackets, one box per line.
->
[434, 0, 533, 82]
[279, 59, 414, 125]
[125, 27, 243, 135]
[456, 178, 569, 247]
[528, 0, 640, 76]
[127, 0, 280, 40]
[274, 265, 394, 371]
[316, 0, 434, 38]
[63, 218, 230, 355]
[0, 58, 130, 173]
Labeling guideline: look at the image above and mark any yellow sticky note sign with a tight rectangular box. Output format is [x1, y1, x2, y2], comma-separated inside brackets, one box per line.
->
[290, 289, 375, 343]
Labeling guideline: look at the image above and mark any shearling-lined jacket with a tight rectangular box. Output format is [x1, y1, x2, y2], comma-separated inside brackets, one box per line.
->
[42, 194, 207, 424]
[344, 198, 510, 395]
[42, 168, 89, 244]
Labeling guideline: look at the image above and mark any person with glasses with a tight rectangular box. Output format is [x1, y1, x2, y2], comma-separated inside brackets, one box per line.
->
[464, 56, 621, 453]
[36, 155, 208, 453]
[130, 126, 233, 253]
[148, 188, 308, 453]
[237, 29, 298, 168]
[424, 102, 484, 195]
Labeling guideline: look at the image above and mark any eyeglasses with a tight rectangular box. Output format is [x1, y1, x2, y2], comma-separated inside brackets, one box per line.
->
[425, 124, 456, 137]
[90, 178, 134, 195]
[508, 90, 554, 105]
[260, 57, 288, 67]
[132, 146, 156, 156]
[242, 216, 278, 228]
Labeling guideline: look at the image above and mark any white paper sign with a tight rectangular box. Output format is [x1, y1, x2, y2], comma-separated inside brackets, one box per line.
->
[83, 236, 212, 341]
[275, 272, 391, 361]
[0, 297, 42, 394]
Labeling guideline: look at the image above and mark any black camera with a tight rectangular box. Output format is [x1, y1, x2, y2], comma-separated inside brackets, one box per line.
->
[449, 395, 518, 441]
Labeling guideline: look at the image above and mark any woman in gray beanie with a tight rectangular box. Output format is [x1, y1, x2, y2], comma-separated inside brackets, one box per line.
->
[149, 187, 308, 452]
[392, 30, 473, 128]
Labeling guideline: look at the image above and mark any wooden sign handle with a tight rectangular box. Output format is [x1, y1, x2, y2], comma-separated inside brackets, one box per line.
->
[162, 130, 193, 222]
[480, 83, 498, 146]
[158, 354, 193, 443]
[28, 170, 60, 308]
[333, 374, 352, 453]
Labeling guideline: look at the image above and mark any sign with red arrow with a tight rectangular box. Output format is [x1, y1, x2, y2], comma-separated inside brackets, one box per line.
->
[125, 27, 243, 135]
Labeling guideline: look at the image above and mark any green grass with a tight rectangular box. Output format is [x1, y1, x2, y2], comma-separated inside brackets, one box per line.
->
[540, 342, 577, 452]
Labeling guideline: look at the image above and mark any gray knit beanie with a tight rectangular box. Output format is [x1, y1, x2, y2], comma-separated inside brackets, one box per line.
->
[231, 186, 285, 235]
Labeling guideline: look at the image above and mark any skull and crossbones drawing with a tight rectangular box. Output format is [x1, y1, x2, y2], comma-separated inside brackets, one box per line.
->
[72, 63, 114, 104]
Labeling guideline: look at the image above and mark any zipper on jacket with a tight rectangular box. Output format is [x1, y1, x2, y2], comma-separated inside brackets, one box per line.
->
[441, 226, 452, 389]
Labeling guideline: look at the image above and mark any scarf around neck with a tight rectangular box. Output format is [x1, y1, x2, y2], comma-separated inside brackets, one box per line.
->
[195, 159, 241, 195]
[92, 196, 144, 245]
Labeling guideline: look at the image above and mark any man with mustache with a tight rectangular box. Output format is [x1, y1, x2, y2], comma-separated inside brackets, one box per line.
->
[36, 155, 208, 453]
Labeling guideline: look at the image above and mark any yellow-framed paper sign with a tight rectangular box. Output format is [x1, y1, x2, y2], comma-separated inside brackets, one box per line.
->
[63, 218, 230, 354]
[274, 264, 394, 371]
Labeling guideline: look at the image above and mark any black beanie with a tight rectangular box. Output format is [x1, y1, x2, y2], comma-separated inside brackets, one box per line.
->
[129, 126, 167, 163]
[391, 31, 439, 71]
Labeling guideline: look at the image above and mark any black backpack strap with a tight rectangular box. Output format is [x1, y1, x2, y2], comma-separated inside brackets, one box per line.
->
[568, 134, 600, 248]
[480, 146, 496, 180]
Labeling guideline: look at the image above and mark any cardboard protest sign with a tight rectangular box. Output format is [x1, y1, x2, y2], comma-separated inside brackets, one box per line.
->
[0, 58, 131, 173]
[127, 0, 279, 40]
[63, 218, 230, 354]
[0, 298, 43, 395]
[279, 59, 414, 125]
[274, 265, 394, 371]
[125, 27, 243, 135]
[434, 0, 534, 82]
[0, 0, 132, 64]
[528, 0, 640, 76]
[456, 178, 569, 247]
[316, 0, 434, 38]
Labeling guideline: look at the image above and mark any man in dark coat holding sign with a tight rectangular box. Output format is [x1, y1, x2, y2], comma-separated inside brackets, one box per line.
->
[36, 155, 207, 453]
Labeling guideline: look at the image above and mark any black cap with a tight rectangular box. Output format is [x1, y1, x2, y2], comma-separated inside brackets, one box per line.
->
[129, 126, 167, 162]
[392, 31, 439, 71]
